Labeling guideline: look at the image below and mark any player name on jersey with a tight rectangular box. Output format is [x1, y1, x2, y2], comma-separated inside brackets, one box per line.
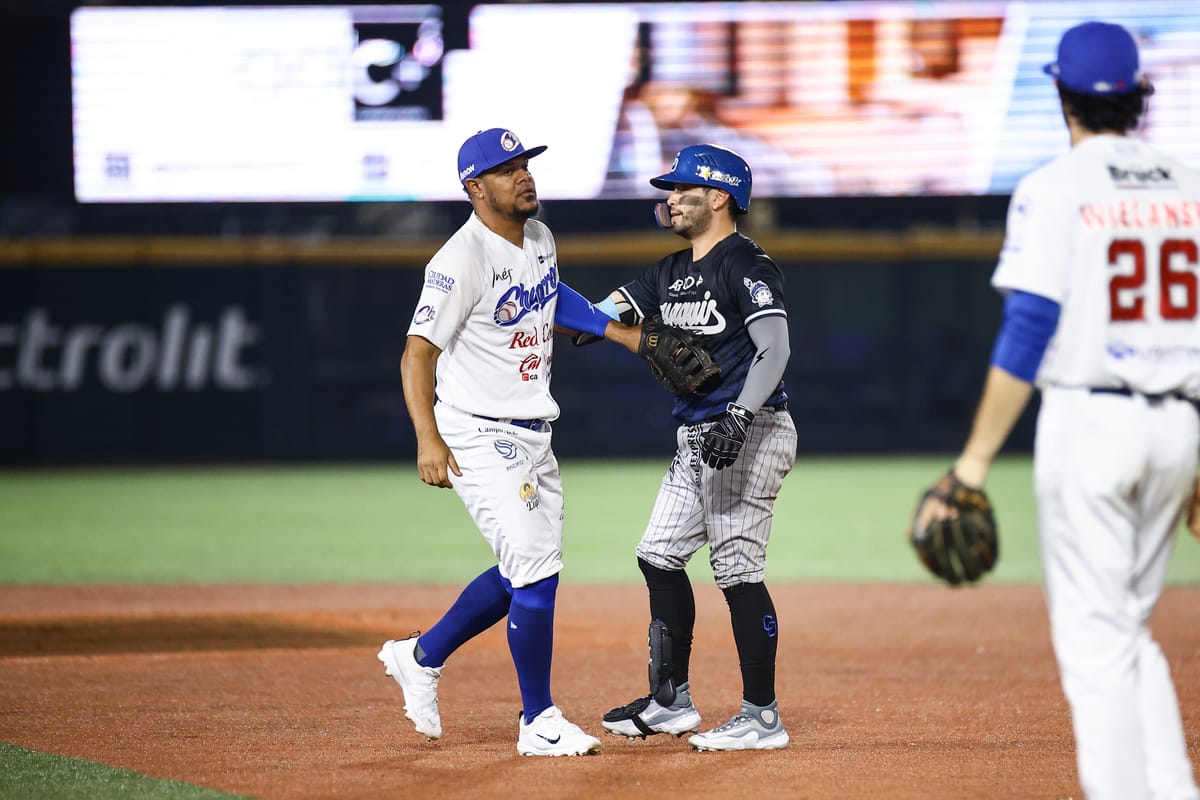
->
[1080, 199, 1200, 230]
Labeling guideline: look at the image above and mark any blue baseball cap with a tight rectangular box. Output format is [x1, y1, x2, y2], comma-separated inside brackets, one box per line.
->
[1043, 21, 1142, 96]
[456, 128, 547, 184]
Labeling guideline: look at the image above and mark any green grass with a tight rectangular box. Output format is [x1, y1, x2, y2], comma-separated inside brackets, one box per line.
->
[1, 456, 1198, 585]
[2, 457, 1199, 797]
[0, 743, 248, 800]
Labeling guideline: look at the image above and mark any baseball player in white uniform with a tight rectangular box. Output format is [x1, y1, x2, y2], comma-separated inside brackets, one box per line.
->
[379, 128, 633, 758]
[915, 22, 1200, 799]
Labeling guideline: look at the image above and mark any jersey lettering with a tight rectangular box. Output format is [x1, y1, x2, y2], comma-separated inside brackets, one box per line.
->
[493, 265, 559, 327]
[660, 291, 726, 334]
[1108, 237, 1199, 322]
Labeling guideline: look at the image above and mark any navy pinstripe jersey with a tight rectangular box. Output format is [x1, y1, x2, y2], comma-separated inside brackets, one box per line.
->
[618, 232, 789, 424]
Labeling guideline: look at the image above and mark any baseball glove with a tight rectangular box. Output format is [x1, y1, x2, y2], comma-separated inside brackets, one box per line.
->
[908, 469, 998, 586]
[638, 316, 722, 396]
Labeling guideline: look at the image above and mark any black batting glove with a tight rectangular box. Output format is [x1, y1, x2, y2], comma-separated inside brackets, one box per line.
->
[699, 402, 754, 470]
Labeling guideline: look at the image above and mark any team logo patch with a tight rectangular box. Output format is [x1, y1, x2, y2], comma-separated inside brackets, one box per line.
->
[413, 305, 436, 324]
[500, 131, 520, 152]
[519, 481, 540, 510]
[762, 614, 778, 637]
[744, 277, 774, 308]
[494, 440, 518, 459]
[494, 301, 520, 324]
[493, 265, 559, 327]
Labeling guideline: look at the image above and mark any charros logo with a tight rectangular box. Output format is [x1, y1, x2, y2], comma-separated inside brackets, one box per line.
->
[0, 305, 264, 392]
[493, 265, 559, 326]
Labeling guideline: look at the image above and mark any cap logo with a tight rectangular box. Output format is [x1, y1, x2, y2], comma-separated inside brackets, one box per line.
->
[458, 164, 476, 181]
[500, 131, 520, 152]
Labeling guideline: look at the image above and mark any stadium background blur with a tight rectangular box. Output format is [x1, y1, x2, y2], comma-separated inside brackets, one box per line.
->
[5, 0, 1196, 465]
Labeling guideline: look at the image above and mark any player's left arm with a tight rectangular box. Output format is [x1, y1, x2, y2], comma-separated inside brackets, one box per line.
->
[736, 315, 790, 412]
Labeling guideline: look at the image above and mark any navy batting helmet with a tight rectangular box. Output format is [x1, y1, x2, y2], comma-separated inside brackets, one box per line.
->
[650, 144, 752, 214]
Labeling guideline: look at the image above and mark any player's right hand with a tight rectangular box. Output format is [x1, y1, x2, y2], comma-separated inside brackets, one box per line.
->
[416, 436, 461, 488]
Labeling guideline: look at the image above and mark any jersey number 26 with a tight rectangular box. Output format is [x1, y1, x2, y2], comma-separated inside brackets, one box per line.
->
[1109, 238, 1200, 321]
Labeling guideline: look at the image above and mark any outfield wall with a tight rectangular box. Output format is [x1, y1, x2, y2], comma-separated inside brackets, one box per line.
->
[0, 233, 1034, 464]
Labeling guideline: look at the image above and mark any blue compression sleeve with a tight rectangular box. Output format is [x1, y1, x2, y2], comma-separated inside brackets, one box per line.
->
[555, 281, 612, 338]
[989, 290, 1061, 382]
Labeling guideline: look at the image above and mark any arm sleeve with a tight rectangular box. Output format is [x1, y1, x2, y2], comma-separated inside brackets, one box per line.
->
[554, 281, 613, 337]
[736, 315, 791, 412]
[988, 290, 1061, 382]
[595, 296, 620, 321]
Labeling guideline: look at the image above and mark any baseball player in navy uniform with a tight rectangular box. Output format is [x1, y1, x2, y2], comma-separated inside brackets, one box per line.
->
[596, 144, 797, 751]
[914, 23, 1200, 799]
[381, 127, 637, 758]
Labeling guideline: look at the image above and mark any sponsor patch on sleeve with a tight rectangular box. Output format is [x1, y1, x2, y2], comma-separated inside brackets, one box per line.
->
[425, 271, 455, 293]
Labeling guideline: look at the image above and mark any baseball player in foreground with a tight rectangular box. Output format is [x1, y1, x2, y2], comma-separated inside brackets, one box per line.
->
[594, 143, 797, 751]
[913, 22, 1200, 799]
[384, 127, 640, 757]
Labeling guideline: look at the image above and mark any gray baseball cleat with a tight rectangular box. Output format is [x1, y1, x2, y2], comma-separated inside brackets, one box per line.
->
[602, 681, 702, 738]
[688, 699, 789, 751]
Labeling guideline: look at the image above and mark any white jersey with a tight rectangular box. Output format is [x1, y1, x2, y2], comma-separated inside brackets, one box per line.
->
[407, 213, 561, 421]
[992, 134, 1200, 397]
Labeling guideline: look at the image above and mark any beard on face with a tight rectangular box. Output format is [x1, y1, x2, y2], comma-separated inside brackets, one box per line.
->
[672, 194, 711, 238]
[513, 196, 540, 220]
[481, 182, 539, 221]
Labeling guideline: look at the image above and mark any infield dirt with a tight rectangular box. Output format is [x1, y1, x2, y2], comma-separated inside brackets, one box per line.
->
[1, 583, 1198, 799]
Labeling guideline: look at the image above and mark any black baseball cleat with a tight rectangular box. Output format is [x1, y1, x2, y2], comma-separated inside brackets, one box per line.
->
[601, 683, 702, 738]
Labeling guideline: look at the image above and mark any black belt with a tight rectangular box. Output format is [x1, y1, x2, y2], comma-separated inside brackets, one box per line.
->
[473, 414, 547, 432]
[1090, 387, 1190, 403]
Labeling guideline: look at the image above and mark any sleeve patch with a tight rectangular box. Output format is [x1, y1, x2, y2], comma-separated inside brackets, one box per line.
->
[744, 277, 775, 307]
[425, 270, 455, 293]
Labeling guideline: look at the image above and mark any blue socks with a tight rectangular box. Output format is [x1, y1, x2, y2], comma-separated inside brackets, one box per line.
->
[416, 566, 511, 667]
[509, 574, 559, 723]
[413, 566, 560, 725]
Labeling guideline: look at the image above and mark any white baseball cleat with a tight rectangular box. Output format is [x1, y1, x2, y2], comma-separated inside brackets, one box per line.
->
[378, 635, 443, 740]
[516, 706, 601, 757]
[688, 700, 789, 752]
